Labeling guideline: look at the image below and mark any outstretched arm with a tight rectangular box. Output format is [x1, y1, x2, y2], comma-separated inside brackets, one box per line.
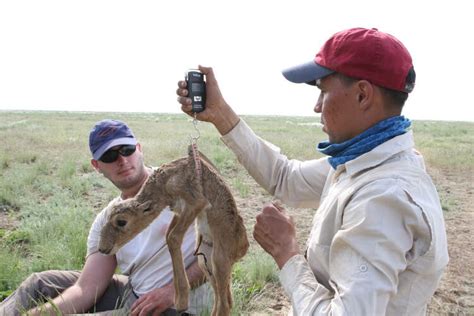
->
[27, 253, 117, 315]
[177, 66, 329, 208]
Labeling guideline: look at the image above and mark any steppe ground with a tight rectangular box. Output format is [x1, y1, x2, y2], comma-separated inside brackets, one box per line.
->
[0, 112, 472, 315]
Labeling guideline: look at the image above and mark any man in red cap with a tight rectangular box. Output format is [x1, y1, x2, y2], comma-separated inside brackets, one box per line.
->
[177, 28, 448, 315]
[1, 119, 210, 315]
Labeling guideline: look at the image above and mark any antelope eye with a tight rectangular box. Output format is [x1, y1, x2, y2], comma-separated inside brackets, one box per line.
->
[116, 219, 127, 227]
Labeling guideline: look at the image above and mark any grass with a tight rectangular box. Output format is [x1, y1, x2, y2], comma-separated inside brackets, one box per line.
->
[412, 120, 474, 171]
[231, 252, 279, 314]
[0, 110, 473, 314]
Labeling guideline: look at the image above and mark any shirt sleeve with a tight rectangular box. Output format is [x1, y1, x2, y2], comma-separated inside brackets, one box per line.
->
[86, 198, 120, 258]
[221, 119, 330, 208]
[280, 178, 428, 315]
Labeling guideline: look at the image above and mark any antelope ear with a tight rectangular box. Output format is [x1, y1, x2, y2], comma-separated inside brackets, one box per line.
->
[138, 200, 152, 213]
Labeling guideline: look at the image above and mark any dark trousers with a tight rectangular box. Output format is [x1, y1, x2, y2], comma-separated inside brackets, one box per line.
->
[0, 270, 133, 315]
[0, 269, 202, 315]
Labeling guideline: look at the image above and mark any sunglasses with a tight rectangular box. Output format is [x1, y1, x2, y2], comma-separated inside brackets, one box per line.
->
[99, 145, 137, 163]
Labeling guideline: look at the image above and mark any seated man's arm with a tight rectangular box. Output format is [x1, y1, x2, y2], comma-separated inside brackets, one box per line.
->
[131, 259, 205, 316]
[27, 252, 117, 315]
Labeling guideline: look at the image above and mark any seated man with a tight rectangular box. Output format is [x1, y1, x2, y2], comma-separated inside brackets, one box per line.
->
[0, 119, 210, 316]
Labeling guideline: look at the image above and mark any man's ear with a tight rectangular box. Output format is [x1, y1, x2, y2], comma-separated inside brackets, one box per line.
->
[91, 159, 101, 172]
[356, 80, 374, 111]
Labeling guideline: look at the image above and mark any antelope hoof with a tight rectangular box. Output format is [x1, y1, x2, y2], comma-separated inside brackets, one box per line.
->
[175, 295, 189, 313]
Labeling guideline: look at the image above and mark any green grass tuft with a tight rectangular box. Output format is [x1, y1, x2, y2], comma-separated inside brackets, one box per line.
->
[231, 251, 279, 314]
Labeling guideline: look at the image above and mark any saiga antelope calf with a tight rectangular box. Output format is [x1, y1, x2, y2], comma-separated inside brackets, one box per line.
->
[98, 147, 249, 316]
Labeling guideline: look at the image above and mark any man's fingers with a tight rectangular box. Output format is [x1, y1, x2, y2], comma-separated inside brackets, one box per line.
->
[181, 103, 192, 113]
[137, 301, 153, 316]
[253, 225, 267, 240]
[254, 217, 266, 237]
[261, 203, 281, 216]
[176, 87, 188, 97]
[253, 225, 274, 254]
[131, 296, 148, 316]
[272, 199, 284, 211]
[131, 298, 140, 312]
[253, 227, 263, 243]
[177, 96, 192, 106]
[138, 306, 149, 316]
[131, 305, 141, 316]
[262, 202, 289, 220]
[198, 65, 216, 85]
[178, 80, 187, 88]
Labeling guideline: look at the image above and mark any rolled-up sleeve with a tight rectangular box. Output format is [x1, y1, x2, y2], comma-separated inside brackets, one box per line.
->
[221, 120, 330, 208]
[86, 198, 119, 257]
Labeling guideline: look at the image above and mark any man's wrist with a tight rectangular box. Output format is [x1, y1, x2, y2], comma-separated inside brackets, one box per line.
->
[211, 104, 240, 135]
[189, 272, 207, 289]
[275, 251, 299, 270]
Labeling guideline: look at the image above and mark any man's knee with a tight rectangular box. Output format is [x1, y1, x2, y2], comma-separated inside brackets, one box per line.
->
[19, 272, 45, 292]
[19, 270, 79, 298]
[0, 270, 80, 316]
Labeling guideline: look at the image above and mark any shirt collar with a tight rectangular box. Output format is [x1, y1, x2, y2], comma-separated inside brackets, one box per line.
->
[344, 130, 415, 176]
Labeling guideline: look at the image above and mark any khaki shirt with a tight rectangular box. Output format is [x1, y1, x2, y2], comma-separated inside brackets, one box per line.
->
[222, 120, 448, 316]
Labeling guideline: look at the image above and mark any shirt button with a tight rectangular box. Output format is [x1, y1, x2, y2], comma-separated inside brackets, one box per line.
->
[359, 264, 368, 272]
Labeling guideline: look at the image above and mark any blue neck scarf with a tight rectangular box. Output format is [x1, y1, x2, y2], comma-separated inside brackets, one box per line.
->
[317, 116, 411, 169]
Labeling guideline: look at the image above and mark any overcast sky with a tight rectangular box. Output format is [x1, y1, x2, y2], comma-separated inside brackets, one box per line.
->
[1, 0, 473, 122]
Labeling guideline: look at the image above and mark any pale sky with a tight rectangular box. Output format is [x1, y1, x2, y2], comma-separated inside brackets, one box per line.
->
[1, 0, 473, 122]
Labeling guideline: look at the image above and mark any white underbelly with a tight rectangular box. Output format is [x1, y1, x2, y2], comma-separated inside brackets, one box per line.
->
[196, 211, 212, 241]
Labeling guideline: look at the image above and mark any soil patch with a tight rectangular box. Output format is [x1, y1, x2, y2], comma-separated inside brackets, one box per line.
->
[0, 203, 19, 231]
[427, 167, 474, 315]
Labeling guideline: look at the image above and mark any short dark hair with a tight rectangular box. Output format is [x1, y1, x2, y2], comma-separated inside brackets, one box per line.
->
[333, 72, 409, 109]
[379, 86, 409, 108]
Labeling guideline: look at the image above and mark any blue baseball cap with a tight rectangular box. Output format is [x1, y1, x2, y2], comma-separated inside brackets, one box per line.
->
[89, 119, 137, 160]
[282, 61, 334, 86]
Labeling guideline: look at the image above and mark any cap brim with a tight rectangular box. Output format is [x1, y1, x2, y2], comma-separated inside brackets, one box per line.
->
[282, 61, 334, 85]
[93, 137, 137, 160]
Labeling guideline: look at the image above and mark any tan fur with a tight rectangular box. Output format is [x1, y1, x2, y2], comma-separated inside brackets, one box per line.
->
[98, 147, 249, 316]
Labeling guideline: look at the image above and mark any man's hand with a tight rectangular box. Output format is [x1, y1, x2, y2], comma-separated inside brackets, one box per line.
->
[131, 283, 175, 316]
[253, 201, 300, 269]
[176, 65, 240, 135]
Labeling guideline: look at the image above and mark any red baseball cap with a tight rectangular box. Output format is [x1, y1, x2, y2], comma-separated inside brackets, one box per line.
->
[282, 28, 416, 93]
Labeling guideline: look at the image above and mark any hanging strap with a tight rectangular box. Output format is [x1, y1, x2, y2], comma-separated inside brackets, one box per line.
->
[190, 141, 202, 180]
[189, 115, 202, 180]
